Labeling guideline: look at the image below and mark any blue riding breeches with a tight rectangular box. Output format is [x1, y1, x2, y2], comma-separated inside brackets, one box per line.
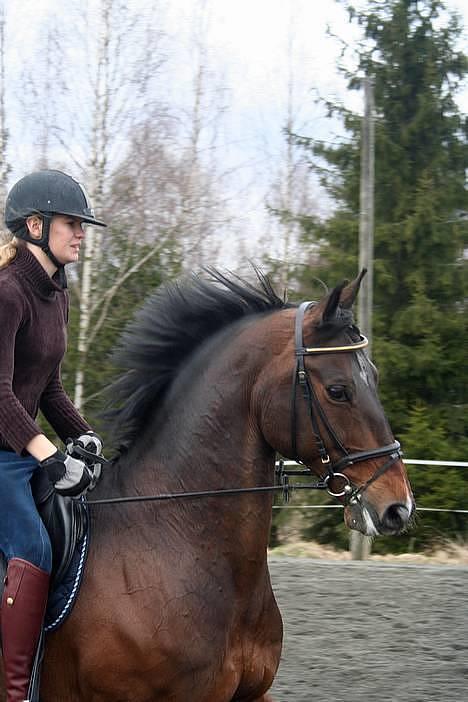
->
[0, 450, 52, 573]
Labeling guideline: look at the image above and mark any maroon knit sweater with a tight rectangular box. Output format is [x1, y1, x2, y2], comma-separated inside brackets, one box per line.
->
[0, 245, 91, 455]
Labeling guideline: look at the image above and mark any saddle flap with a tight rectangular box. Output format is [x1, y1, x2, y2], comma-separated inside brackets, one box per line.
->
[31, 470, 87, 587]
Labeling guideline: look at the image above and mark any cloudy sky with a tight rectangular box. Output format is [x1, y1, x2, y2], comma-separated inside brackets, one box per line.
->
[4, 0, 467, 262]
[6, 0, 468, 158]
[162, 0, 467, 257]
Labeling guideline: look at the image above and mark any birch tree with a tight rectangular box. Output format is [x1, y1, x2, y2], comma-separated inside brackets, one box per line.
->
[73, 0, 233, 411]
[17, 0, 168, 410]
[54, 0, 166, 410]
[19, 0, 235, 414]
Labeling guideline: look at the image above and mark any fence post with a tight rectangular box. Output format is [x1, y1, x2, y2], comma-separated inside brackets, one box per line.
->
[350, 531, 372, 560]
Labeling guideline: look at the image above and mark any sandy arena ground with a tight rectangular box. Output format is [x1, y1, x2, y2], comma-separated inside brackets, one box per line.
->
[268, 557, 467, 702]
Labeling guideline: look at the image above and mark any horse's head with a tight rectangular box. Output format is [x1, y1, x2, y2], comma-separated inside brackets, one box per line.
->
[254, 272, 414, 537]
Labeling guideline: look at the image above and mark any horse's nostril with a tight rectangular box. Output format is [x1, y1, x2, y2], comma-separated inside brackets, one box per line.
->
[381, 503, 410, 534]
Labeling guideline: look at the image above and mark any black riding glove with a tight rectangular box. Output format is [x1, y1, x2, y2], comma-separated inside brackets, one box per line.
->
[40, 449, 92, 498]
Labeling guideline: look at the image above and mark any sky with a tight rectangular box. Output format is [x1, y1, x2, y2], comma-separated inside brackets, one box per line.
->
[3, 0, 468, 264]
[163, 0, 468, 261]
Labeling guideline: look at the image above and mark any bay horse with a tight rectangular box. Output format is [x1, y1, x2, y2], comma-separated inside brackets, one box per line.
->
[1, 270, 414, 701]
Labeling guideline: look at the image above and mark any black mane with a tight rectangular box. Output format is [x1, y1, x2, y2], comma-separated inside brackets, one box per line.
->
[106, 269, 288, 448]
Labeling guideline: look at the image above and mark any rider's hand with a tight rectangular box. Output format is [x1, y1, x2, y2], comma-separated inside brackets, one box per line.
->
[66, 431, 104, 488]
[40, 449, 92, 498]
[73, 431, 103, 456]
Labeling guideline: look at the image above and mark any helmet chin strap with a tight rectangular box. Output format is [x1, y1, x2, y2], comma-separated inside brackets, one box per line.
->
[26, 214, 68, 289]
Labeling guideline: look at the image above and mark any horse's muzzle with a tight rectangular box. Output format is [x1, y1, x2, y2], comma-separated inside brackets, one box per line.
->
[379, 503, 413, 535]
[345, 499, 414, 536]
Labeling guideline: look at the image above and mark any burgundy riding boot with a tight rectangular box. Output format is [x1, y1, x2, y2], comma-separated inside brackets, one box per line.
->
[1, 558, 50, 702]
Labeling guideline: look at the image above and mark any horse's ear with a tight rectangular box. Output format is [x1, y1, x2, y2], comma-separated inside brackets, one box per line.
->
[316, 269, 366, 323]
[339, 269, 367, 310]
[321, 282, 347, 322]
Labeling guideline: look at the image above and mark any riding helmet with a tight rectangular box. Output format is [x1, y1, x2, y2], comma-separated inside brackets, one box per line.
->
[4, 169, 107, 240]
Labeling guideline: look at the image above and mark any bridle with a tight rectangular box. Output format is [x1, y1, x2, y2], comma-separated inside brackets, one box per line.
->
[289, 301, 402, 506]
[86, 302, 402, 507]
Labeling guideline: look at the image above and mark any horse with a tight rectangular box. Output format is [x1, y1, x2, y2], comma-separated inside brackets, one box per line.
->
[0, 269, 414, 702]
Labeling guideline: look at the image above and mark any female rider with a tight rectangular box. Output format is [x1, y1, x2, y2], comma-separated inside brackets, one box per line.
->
[0, 169, 105, 702]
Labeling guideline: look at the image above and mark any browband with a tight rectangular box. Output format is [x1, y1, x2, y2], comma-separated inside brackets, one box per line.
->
[300, 335, 368, 355]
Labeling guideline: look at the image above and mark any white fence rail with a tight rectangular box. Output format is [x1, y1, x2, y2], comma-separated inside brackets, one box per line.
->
[280, 458, 468, 468]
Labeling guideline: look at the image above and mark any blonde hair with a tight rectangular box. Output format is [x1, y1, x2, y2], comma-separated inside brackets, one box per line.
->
[0, 233, 20, 269]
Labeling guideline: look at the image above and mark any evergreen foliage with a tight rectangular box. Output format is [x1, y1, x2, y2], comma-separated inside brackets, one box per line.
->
[287, 0, 467, 549]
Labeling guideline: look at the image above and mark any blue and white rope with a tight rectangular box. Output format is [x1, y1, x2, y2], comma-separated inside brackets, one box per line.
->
[44, 532, 88, 633]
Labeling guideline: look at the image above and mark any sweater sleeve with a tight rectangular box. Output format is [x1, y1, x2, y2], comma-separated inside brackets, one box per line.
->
[40, 365, 91, 442]
[0, 283, 44, 453]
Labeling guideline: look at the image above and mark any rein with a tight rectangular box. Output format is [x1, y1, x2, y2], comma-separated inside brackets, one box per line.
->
[85, 471, 326, 507]
[85, 302, 402, 508]
[78, 448, 336, 506]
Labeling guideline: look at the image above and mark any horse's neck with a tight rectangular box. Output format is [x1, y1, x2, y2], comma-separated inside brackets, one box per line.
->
[131, 384, 275, 505]
[109, 333, 276, 563]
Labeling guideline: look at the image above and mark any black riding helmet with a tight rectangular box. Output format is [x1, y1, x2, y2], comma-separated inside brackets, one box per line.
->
[4, 170, 106, 278]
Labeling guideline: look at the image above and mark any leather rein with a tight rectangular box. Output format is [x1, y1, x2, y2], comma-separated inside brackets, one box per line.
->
[86, 302, 401, 507]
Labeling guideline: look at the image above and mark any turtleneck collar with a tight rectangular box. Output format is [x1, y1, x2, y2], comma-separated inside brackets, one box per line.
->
[12, 245, 65, 298]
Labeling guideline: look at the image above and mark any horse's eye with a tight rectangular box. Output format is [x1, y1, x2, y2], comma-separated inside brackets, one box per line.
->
[327, 385, 348, 402]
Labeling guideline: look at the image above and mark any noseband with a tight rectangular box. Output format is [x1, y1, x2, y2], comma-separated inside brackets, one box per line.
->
[290, 302, 402, 506]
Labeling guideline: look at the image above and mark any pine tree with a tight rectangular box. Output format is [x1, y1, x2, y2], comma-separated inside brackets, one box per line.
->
[290, 0, 468, 549]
